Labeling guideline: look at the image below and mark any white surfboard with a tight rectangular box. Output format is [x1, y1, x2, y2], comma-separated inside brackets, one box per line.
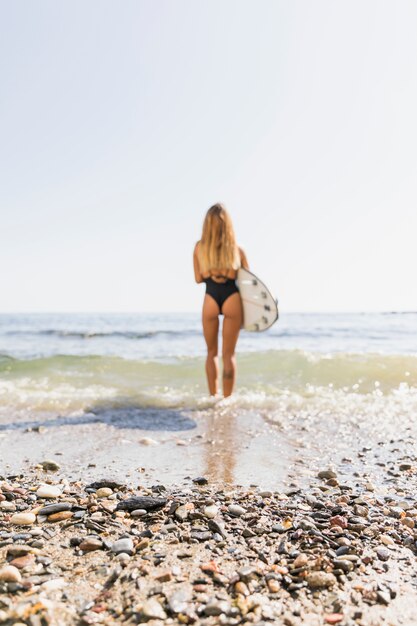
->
[236, 268, 279, 332]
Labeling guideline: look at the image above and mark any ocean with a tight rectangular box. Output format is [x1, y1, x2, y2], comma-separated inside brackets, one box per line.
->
[1, 312, 417, 415]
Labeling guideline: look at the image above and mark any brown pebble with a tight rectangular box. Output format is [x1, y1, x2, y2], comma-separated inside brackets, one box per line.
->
[400, 517, 415, 529]
[155, 571, 172, 582]
[324, 614, 344, 624]
[306, 572, 337, 589]
[9, 554, 35, 569]
[79, 538, 103, 552]
[330, 515, 347, 529]
[293, 553, 309, 568]
[47, 511, 74, 522]
[267, 578, 281, 593]
[235, 581, 249, 596]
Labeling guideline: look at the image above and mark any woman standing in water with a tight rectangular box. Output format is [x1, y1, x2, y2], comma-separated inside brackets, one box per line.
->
[193, 204, 249, 397]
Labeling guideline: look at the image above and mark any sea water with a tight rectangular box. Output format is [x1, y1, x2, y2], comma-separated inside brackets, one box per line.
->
[1, 312, 417, 484]
[1, 312, 417, 415]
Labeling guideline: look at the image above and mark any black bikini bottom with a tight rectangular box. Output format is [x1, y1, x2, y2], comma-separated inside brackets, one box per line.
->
[204, 278, 239, 313]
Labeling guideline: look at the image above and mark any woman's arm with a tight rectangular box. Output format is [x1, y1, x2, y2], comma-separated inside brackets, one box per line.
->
[239, 247, 249, 270]
[193, 242, 204, 283]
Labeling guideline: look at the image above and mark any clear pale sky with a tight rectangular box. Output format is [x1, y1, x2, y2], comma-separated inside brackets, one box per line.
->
[1, 0, 416, 313]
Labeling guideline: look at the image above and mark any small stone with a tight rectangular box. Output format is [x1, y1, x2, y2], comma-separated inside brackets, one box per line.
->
[203, 505, 218, 519]
[40, 460, 61, 471]
[38, 503, 72, 515]
[228, 504, 246, 517]
[380, 534, 395, 546]
[201, 561, 219, 573]
[193, 476, 208, 485]
[41, 578, 67, 591]
[267, 578, 281, 592]
[10, 554, 35, 569]
[116, 552, 131, 564]
[376, 590, 391, 605]
[96, 487, 113, 498]
[376, 547, 390, 562]
[155, 570, 172, 582]
[0, 565, 22, 582]
[6, 545, 34, 557]
[324, 614, 344, 624]
[131, 509, 148, 518]
[138, 437, 159, 445]
[175, 503, 193, 521]
[137, 538, 150, 550]
[79, 538, 103, 552]
[399, 463, 412, 471]
[293, 553, 309, 568]
[235, 581, 250, 596]
[86, 478, 125, 490]
[330, 515, 347, 529]
[168, 588, 191, 613]
[204, 600, 230, 616]
[47, 511, 73, 522]
[0, 501, 15, 511]
[238, 566, 257, 581]
[306, 572, 337, 589]
[116, 496, 167, 513]
[141, 597, 167, 620]
[111, 538, 134, 555]
[317, 470, 337, 480]
[10, 512, 36, 526]
[336, 537, 351, 547]
[401, 517, 415, 529]
[354, 504, 368, 517]
[36, 485, 62, 498]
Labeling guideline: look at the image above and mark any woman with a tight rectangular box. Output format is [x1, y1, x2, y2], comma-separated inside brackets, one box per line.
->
[193, 204, 249, 397]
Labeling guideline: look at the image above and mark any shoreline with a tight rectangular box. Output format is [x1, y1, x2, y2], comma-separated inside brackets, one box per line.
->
[1, 469, 417, 625]
[0, 407, 293, 490]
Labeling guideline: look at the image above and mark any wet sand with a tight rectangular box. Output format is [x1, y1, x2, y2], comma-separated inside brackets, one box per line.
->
[0, 407, 293, 489]
[1, 400, 416, 497]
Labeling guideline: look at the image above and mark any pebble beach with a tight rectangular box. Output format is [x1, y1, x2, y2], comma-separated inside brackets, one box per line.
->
[1, 461, 417, 626]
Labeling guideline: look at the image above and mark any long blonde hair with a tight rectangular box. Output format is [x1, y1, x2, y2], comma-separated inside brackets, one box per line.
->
[198, 203, 240, 274]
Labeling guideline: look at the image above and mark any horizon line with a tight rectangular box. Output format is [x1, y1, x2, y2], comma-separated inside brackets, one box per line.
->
[0, 310, 416, 316]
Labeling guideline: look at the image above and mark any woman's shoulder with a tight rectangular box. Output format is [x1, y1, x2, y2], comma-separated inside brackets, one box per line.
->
[194, 240, 201, 253]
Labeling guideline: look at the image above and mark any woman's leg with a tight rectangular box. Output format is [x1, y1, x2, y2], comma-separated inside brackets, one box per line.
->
[221, 292, 243, 397]
[202, 294, 220, 395]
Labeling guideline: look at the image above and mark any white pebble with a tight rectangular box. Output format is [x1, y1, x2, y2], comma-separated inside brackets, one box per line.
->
[41, 577, 67, 591]
[380, 534, 395, 546]
[131, 509, 147, 518]
[203, 505, 219, 519]
[36, 485, 62, 499]
[116, 552, 131, 563]
[0, 565, 22, 582]
[138, 437, 159, 446]
[228, 504, 246, 517]
[0, 501, 15, 511]
[10, 512, 36, 526]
